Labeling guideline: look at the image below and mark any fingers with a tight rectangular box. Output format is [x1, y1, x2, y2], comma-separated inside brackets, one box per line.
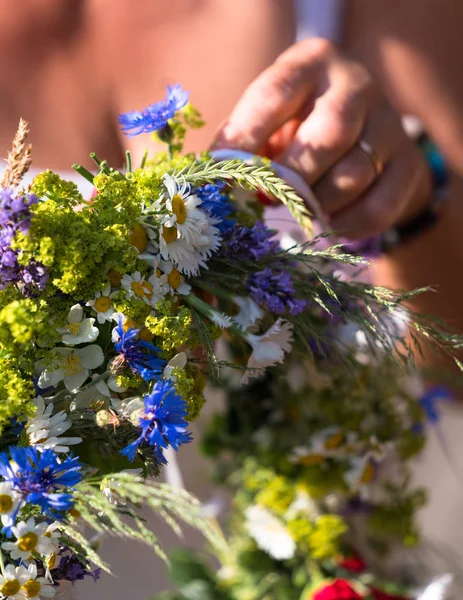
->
[330, 143, 425, 238]
[313, 104, 404, 215]
[276, 59, 373, 183]
[210, 39, 335, 153]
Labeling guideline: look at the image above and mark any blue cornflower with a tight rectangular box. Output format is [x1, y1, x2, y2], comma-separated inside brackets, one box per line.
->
[121, 379, 192, 463]
[247, 267, 307, 316]
[113, 317, 166, 381]
[219, 221, 280, 261]
[0, 446, 82, 518]
[195, 184, 236, 232]
[118, 84, 189, 137]
[419, 385, 453, 424]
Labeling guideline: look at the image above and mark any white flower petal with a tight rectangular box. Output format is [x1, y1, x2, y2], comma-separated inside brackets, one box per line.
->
[68, 304, 83, 324]
[245, 505, 295, 561]
[77, 345, 104, 370]
[243, 320, 293, 383]
[38, 368, 64, 390]
[168, 352, 187, 369]
[233, 296, 263, 330]
[416, 574, 453, 600]
[63, 368, 89, 392]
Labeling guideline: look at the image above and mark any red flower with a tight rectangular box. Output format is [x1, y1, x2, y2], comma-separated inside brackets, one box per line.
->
[370, 589, 409, 600]
[256, 189, 275, 206]
[338, 555, 367, 573]
[312, 579, 364, 600]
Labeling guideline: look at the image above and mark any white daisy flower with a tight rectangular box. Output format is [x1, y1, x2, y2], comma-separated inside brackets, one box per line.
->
[86, 285, 116, 324]
[160, 174, 205, 243]
[57, 304, 99, 346]
[291, 428, 346, 466]
[161, 218, 221, 277]
[138, 226, 160, 262]
[25, 396, 82, 453]
[121, 271, 153, 305]
[344, 453, 377, 498]
[2, 519, 59, 562]
[245, 505, 295, 561]
[163, 352, 187, 380]
[0, 564, 29, 599]
[233, 296, 263, 330]
[0, 481, 21, 529]
[37, 345, 104, 392]
[18, 563, 55, 599]
[159, 260, 191, 296]
[242, 319, 293, 384]
[156, 177, 222, 276]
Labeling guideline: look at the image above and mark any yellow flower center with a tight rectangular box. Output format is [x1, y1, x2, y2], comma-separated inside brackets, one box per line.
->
[162, 225, 177, 243]
[129, 224, 149, 252]
[156, 268, 161, 277]
[360, 462, 375, 485]
[142, 281, 153, 299]
[22, 580, 41, 598]
[89, 396, 107, 411]
[298, 454, 325, 466]
[62, 353, 81, 376]
[324, 431, 344, 450]
[67, 322, 81, 336]
[108, 269, 123, 287]
[131, 281, 147, 299]
[167, 268, 182, 290]
[94, 296, 111, 312]
[0, 494, 13, 513]
[171, 194, 187, 224]
[18, 532, 38, 552]
[1, 580, 21, 596]
[123, 318, 137, 331]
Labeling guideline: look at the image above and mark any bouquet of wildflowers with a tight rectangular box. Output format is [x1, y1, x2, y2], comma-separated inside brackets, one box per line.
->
[0, 84, 459, 600]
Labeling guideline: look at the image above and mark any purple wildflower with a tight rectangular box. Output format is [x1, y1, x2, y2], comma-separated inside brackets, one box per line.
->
[219, 222, 279, 261]
[53, 548, 101, 583]
[0, 189, 48, 294]
[118, 84, 189, 137]
[121, 379, 192, 464]
[247, 267, 307, 316]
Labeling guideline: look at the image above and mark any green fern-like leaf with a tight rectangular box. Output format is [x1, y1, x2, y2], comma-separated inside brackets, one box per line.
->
[70, 474, 228, 574]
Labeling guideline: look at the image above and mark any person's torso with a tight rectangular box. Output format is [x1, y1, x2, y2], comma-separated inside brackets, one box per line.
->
[0, 0, 295, 169]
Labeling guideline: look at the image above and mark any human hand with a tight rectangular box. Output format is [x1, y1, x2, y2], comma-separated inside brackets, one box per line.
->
[212, 39, 432, 239]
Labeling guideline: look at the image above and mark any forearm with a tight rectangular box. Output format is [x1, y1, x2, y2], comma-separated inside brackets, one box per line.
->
[375, 174, 463, 373]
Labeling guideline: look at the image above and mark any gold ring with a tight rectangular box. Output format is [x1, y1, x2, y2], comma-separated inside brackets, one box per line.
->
[358, 140, 383, 177]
